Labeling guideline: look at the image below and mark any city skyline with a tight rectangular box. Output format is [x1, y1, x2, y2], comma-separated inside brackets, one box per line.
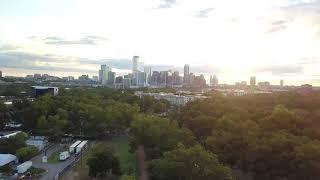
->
[1, 0, 320, 85]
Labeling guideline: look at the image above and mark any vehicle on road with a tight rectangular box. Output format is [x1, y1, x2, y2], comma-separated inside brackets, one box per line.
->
[76, 140, 88, 154]
[69, 140, 81, 154]
[59, 151, 70, 161]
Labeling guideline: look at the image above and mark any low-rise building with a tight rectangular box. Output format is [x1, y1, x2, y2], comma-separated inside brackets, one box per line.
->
[26, 136, 48, 151]
[0, 154, 18, 167]
[135, 91, 207, 106]
[31, 86, 59, 97]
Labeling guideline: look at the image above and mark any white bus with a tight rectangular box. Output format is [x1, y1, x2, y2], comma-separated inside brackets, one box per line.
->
[76, 140, 88, 154]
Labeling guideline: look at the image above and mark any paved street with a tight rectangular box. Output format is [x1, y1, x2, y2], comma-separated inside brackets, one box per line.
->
[31, 144, 77, 180]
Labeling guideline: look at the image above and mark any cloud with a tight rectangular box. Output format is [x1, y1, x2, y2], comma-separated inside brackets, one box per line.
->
[194, 8, 215, 18]
[28, 35, 109, 45]
[297, 57, 320, 64]
[266, 19, 292, 33]
[158, 0, 176, 9]
[254, 64, 304, 76]
[0, 44, 20, 51]
[0, 49, 220, 76]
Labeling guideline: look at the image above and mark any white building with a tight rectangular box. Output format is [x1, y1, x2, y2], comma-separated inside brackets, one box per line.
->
[135, 91, 207, 106]
[0, 154, 18, 167]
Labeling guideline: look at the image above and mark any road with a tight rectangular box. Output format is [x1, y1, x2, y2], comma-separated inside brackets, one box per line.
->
[31, 144, 77, 180]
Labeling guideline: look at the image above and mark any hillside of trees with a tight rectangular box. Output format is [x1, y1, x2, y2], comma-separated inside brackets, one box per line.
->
[2, 87, 320, 179]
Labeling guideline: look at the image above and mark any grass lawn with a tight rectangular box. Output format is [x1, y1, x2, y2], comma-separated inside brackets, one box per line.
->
[60, 136, 136, 180]
[48, 147, 68, 163]
[110, 136, 136, 175]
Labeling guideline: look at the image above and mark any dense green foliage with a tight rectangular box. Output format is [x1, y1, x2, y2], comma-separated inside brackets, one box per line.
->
[0, 132, 28, 154]
[129, 114, 233, 179]
[9, 88, 168, 138]
[149, 144, 233, 180]
[176, 92, 320, 180]
[16, 146, 39, 162]
[87, 143, 121, 178]
[4, 85, 320, 180]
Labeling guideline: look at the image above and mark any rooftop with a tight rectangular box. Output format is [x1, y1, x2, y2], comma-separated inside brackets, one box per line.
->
[0, 154, 17, 166]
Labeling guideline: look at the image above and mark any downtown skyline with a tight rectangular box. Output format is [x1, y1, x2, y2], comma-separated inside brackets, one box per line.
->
[1, 0, 320, 85]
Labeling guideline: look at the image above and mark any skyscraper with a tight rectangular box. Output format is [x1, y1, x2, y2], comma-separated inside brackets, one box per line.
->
[250, 76, 256, 86]
[107, 71, 115, 85]
[280, 80, 284, 87]
[210, 75, 218, 87]
[0, 70, 2, 78]
[144, 66, 152, 86]
[132, 56, 139, 73]
[99, 64, 111, 85]
[183, 64, 190, 85]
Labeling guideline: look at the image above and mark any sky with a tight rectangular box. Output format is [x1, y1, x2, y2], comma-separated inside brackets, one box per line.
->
[1, 0, 320, 85]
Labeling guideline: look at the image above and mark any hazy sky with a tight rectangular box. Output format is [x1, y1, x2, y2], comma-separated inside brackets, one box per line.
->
[1, 0, 320, 85]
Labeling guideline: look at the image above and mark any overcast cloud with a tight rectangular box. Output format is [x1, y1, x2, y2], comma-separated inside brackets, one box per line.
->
[0, 0, 320, 85]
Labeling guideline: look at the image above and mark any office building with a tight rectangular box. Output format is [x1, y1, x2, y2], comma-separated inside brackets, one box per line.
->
[144, 66, 152, 86]
[250, 76, 256, 86]
[0, 71, 2, 78]
[172, 71, 181, 85]
[107, 71, 115, 85]
[183, 64, 190, 85]
[99, 65, 111, 85]
[280, 80, 284, 87]
[132, 56, 139, 73]
[210, 75, 219, 87]
[133, 71, 146, 87]
[151, 71, 161, 85]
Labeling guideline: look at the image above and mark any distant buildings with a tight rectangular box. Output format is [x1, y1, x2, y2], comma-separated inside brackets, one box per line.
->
[0, 70, 2, 78]
[78, 75, 90, 82]
[135, 91, 207, 106]
[258, 81, 270, 89]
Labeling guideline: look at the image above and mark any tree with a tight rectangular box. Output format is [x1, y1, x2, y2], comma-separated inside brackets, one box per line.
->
[0, 132, 28, 154]
[87, 143, 121, 179]
[130, 114, 196, 159]
[148, 144, 234, 180]
[16, 146, 38, 162]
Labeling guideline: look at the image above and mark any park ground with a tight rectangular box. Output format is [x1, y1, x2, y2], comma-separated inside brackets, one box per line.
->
[60, 136, 135, 180]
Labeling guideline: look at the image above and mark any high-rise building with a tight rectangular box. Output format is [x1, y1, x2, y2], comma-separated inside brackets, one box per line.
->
[107, 71, 115, 85]
[144, 66, 152, 86]
[132, 71, 145, 87]
[250, 76, 256, 86]
[160, 71, 169, 85]
[210, 75, 218, 87]
[172, 71, 181, 85]
[132, 56, 139, 73]
[99, 65, 111, 85]
[151, 71, 160, 85]
[183, 64, 190, 85]
[0, 70, 2, 78]
[280, 80, 284, 87]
